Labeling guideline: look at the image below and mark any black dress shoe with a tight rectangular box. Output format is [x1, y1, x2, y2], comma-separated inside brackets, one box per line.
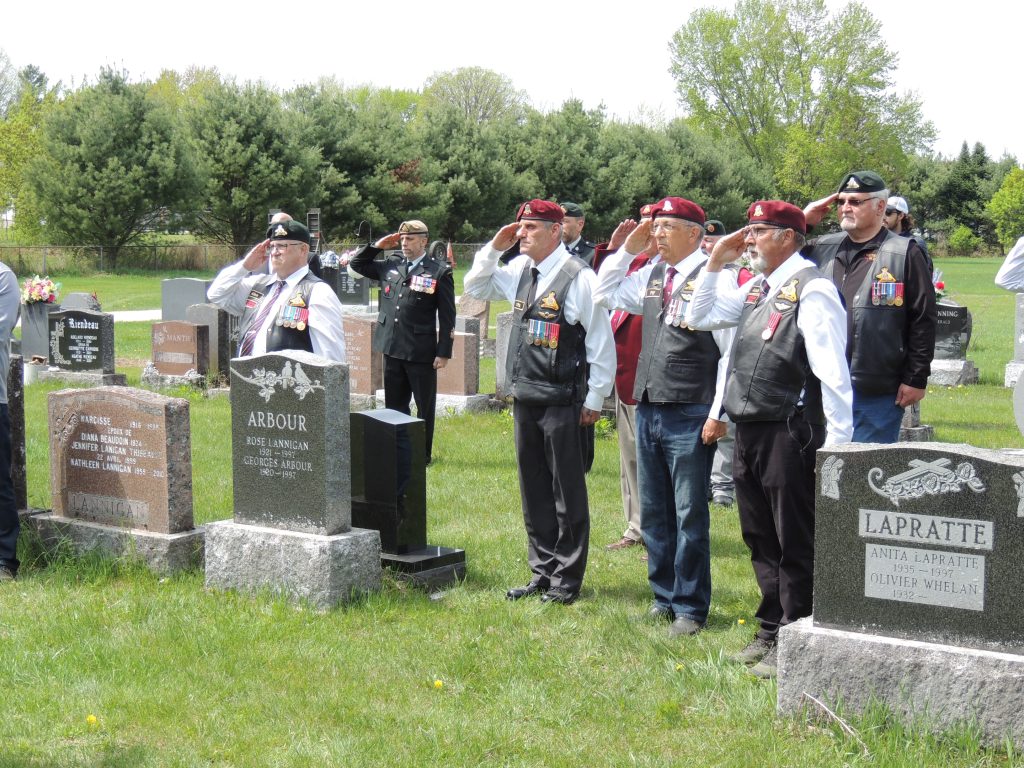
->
[506, 581, 546, 600]
[540, 586, 579, 605]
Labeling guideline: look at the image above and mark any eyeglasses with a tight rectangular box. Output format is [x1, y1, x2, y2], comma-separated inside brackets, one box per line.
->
[885, 208, 899, 216]
[837, 196, 875, 208]
[267, 242, 298, 253]
[745, 226, 781, 238]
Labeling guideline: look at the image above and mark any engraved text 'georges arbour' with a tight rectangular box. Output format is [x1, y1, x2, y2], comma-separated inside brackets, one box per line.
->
[859, 509, 994, 551]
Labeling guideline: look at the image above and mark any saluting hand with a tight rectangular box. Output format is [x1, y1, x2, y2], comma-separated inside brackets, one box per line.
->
[374, 232, 401, 250]
[803, 192, 839, 229]
[623, 219, 652, 255]
[707, 229, 747, 271]
[608, 219, 638, 251]
[242, 239, 270, 271]
[492, 223, 521, 253]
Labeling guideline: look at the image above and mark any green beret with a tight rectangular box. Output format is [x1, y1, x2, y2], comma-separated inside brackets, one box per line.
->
[560, 202, 585, 218]
[704, 220, 726, 236]
[837, 170, 887, 194]
[267, 220, 311, 245]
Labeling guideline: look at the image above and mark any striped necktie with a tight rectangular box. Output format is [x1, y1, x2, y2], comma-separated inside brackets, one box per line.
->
[238, 280, 285, 356]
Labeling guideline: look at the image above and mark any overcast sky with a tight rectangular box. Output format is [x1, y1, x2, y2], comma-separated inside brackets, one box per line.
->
[3, 0, 1020, 164]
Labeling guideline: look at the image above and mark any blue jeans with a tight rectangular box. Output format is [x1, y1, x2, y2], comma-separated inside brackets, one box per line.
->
[636, 401, 713, 623]
[853, 391, 904, 443]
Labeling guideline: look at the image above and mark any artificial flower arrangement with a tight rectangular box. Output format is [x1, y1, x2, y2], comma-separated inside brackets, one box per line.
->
[21, 275, 61, 304]
[932, 270, 946, 301]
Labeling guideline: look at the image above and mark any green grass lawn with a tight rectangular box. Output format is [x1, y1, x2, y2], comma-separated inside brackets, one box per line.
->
[3, 258, 1024, 765]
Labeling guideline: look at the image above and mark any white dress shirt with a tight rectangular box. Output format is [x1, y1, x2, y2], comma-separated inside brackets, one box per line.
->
[594, 245, 736, 420]
[207, 260, 347, 363]
[995, 236, 1024, 291]
[686, 252, 853, 445]
[464, 241, 615, 411]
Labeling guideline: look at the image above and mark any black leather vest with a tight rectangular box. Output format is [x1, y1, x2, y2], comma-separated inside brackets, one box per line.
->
[723, 266, 824, 425]
[237, 272, 321, 355]
[811, 232, 910, 394]
[506, 257, 588, 406]
[633, 260, 720, 404]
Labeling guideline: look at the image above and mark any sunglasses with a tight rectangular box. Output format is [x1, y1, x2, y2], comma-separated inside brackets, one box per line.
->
[885, 208, 899, 216]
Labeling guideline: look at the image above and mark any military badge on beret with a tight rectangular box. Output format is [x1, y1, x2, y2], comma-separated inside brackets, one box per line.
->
[274, 224, 288, 237]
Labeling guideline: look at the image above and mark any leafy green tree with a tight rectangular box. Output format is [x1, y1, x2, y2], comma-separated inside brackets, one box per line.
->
[26, 69, 199, 265]
[188, 79, 320, 249]
[421, 67, 526, 124]
[987, 166, 1024, 250]
[668, 0, 933, 200]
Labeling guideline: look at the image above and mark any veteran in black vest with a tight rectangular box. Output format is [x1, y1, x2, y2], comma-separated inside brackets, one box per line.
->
[348, 220, 456, 465]
[594, 196, 736, 638]
[207, 219, 346, 362]
[464, 199, 615, 605]
[686, 201, 853, 678]
[801, 171, 936, 443]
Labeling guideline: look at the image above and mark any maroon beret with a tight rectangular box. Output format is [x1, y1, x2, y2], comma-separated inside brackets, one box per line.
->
[651, 197, 706, 225]
[639, 203, 654, 219]
[746, 200, 806, 235]
[516, 199, 564, 224]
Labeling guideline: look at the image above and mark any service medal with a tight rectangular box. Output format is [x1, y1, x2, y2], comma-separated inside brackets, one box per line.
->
[762, 311, 782, 341]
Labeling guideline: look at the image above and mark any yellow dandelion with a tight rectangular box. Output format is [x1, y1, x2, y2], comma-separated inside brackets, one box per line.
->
[737, 618, 746, 625]
[86, 714, 98, 726]
[675, 663, 683, 672]
[434, 679, 444, 689]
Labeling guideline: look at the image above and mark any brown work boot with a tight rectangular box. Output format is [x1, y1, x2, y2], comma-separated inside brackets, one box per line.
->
[605, 536, 642, 551]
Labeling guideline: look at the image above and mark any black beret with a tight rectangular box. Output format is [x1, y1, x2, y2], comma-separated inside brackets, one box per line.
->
[267, 220, 311, 245]
[560, 202, 585, 218]
[837, 170, 886, 194]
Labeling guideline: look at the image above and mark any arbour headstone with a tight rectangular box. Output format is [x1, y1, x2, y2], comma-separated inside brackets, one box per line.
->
[204, 350, 381, 608]
[777, 442, 1024, 748]
[31, 386, 203, 573]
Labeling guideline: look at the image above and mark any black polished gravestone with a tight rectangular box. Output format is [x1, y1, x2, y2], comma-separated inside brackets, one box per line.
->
[316, 251, 372, 305]
[350, 408, 465, 587]
[930, 302, 979, 385]
[47, 309, 115, 373]
[814, 443, 1024, 654]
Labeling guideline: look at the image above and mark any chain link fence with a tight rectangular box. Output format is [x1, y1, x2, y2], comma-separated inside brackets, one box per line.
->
[0, 242, 488, 275]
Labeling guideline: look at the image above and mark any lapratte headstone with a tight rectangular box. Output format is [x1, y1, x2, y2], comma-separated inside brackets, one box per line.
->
[350, 408, 465, 587]
[204, 350, 381, 608]
[776, 443, 1024, 747]
[161, 278, 212, 322]
[32, 386, 203, 573]
[929, 301, 978, 386]
[41, 309, 125, 386]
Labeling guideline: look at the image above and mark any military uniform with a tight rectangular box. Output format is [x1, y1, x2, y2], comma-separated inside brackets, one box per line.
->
[349, 243, 455, 463]
[686, 200, 852, 649]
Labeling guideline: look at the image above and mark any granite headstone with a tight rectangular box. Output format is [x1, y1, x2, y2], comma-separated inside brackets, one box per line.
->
[186, 303, 231, 381]
[61, 292, 101, 312]
[7, 355, 26, 510]
[151, 321, 209, 376]
[343, 314, 383, 396]
[1005, 293, 1024, 388]
[437, 330, 479, 396]
[161, 278, 212, 322]
[20, 301, 61, 361]
[229, 351, 350, 535]
[47, 309, 115, 373]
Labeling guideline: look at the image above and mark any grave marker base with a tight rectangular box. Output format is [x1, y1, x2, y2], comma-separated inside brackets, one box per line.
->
[31, 513, 204, 575]
[381, 545, 466, 589]
[36, 370, 126, 386]
[204, 520, 381, 609]
[777, 617, 1024, 749]
[929, 359, 979, 386]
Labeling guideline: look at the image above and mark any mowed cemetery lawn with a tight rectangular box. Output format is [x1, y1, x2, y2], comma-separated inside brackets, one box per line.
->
[3, 257, 1023, 766]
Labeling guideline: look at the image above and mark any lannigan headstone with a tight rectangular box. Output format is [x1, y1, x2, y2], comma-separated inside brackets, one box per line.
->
[204, 350, 381, 608]
[777, 443, 1024, 747]
[33, 386, 203, 573]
